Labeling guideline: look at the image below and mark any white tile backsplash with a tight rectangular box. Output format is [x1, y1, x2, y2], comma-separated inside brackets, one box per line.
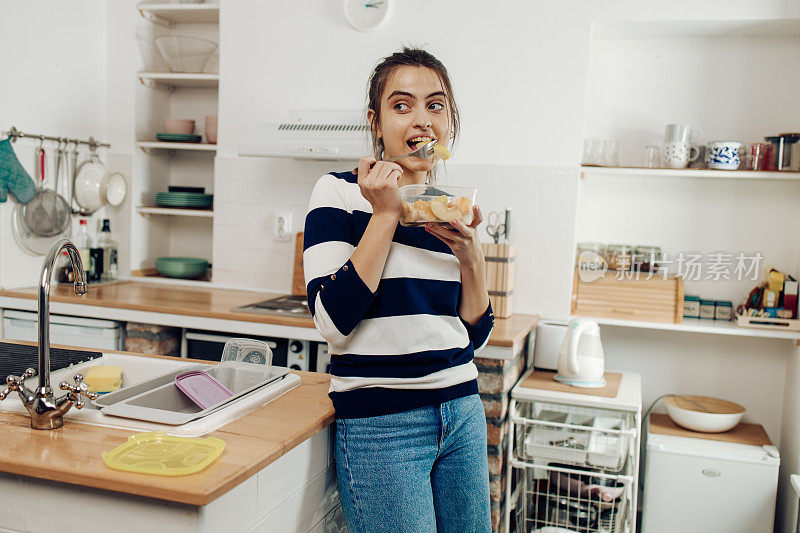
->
[214, 156, 578, 317]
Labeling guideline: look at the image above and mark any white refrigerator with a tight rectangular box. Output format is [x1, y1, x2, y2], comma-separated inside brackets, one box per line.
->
[641, 430, 780, 533]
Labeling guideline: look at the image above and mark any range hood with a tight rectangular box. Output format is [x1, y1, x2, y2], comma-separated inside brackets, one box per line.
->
[237, 110, 369, 160]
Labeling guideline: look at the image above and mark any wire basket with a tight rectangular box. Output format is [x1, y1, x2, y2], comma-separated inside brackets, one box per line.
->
[513, 464, 631, 533]
[512, 400, 635, 472]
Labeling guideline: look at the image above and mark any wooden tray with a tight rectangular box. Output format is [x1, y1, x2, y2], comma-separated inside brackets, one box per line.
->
[649, 413, 772, 447]
[736, 313, 800, 332]
[520, 369, 622, 398]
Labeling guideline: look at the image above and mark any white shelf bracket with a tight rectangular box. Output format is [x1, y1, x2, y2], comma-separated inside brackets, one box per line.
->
[137, 77, 175, 93]
[138, 9, 174, 28]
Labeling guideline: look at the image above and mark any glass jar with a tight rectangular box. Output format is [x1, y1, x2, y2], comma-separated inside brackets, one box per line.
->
[634, 245, 663, 272]
[606, 244, 633, 271]
[764, 134, 800, 171]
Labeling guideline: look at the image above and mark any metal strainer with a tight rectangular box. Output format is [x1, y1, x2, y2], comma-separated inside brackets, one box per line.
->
[24, 144, 71, 237]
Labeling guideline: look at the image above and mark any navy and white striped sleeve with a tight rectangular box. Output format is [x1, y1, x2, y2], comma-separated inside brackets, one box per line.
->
[303, 174, 377, 341]
[462, 302, 495, 353]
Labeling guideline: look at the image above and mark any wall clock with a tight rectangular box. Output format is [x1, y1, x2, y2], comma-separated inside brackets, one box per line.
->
[343, 0, 391, 32]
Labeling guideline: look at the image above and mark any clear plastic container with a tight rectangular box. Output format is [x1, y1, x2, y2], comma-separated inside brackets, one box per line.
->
[102, 432, 225, 476]
[399, 184, 477, 227]
[221, 338, 272, 375]
[218, 338, 274, 396]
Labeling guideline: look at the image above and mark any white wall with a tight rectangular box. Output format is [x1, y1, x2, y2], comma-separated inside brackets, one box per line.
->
[0, 1, 108, 288]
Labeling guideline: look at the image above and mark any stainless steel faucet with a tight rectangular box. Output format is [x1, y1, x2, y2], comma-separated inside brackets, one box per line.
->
[0, 239, 98, 430]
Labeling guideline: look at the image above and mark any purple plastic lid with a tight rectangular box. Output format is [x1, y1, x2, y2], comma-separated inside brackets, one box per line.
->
[175, 370, 233, 409]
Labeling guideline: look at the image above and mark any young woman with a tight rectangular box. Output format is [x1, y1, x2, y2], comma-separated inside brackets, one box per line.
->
[303, 47, 493, 532]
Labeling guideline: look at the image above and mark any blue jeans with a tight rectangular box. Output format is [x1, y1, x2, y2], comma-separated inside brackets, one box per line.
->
[334, 394, 491, 533]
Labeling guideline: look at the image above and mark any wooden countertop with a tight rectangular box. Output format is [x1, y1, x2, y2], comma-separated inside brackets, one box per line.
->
[0, 281, 538, 347]
[0, 347, 335, 506]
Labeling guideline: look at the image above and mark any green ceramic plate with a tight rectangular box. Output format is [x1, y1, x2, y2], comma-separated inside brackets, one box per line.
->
[155, 257, 208, 279]
[156, 133, 202, 143]
[155, 192, 213, 208]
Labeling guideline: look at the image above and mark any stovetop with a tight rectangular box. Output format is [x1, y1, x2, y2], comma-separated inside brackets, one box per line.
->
[232, 295, 310, 317]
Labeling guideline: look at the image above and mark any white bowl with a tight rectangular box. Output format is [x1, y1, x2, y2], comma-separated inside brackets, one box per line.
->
[155, 35, 218, 73]
[665, 395, 744, 433]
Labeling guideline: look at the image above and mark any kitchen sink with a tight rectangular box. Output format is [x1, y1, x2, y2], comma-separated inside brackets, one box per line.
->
[0, 352, 301, 436]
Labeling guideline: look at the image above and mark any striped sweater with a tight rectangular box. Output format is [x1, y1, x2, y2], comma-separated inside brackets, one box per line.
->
[303, 170, 494, 419]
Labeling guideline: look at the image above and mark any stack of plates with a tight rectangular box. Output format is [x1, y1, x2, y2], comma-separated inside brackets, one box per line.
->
[155, 257, 209, 279]
[155, 192, 213, 208]
[156, 133, 202, 143]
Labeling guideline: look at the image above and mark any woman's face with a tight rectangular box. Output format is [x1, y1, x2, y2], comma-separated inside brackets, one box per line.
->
[370, 65, 451, 174]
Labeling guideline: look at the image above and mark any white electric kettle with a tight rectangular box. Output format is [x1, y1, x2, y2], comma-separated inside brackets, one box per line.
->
[554, 318, 606, 388]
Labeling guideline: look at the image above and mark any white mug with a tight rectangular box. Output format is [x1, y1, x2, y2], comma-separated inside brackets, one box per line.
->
[707, 141, 744, 170]
[662, 141, 700, 168]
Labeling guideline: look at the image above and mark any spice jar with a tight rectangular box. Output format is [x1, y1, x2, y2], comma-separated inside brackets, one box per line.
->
[633, 245, 663, 272]
[683, 296, 701, 319]
[606, 244, 633, 271]
[700, 300, 716, 320]
[715, 301, 733, 321]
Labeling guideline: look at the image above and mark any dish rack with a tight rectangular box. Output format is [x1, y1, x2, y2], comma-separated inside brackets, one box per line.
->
[506, 380, 641, 533]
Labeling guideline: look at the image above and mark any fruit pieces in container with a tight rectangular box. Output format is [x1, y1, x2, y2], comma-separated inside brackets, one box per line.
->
[400, 184, 476, 227]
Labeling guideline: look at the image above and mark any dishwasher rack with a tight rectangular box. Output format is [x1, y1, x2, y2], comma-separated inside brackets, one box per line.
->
[505, 371, 642, 533]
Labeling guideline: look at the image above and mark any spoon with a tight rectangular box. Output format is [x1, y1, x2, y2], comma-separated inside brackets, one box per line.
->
[362, 139, 450, 173]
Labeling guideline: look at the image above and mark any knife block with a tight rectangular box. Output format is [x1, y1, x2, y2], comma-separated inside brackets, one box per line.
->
[482, 243, 515, 318]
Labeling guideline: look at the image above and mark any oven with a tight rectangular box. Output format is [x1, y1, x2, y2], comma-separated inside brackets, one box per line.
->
[184, 330, 313, 371]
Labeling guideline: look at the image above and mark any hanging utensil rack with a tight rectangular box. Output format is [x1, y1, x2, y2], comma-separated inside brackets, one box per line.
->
[2, 126, 110, 151]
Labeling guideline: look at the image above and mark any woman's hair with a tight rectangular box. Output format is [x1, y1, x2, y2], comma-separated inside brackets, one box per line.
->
[366, 47, 460, 170]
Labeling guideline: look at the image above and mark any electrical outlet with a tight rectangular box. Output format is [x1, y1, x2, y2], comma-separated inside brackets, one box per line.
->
[274, 212, 292, 241]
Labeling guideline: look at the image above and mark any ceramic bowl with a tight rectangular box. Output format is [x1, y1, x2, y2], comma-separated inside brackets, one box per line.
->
[665, 395, 744, 433]
[155, 35, 217, 73]
[164, 118, 196, 135]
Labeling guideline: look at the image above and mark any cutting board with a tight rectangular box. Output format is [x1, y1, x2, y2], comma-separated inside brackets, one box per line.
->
[292, 232, 305, 296]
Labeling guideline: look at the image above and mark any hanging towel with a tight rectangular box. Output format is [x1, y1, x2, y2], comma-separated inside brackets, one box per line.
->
[0, 137, 36, 204]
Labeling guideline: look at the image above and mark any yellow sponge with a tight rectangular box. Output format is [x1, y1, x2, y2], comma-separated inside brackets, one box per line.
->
[84, 366, 123, 393]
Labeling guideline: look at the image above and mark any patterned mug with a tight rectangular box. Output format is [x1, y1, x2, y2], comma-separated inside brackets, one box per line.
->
[707, 141, 745, 170]
[662, 142, 700, 168]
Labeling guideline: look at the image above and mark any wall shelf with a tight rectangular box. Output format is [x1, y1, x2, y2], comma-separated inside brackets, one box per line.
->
[137, 72, 219, 91]
[580, 166, 800, 181]
[137, 3, 219, 27]
[137, 206, 214, 218]
[137, 141, 217, 153]
[579, 315, 800, 341]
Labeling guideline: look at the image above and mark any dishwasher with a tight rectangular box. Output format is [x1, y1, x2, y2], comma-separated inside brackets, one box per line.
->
[2, 309, 124, 351]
